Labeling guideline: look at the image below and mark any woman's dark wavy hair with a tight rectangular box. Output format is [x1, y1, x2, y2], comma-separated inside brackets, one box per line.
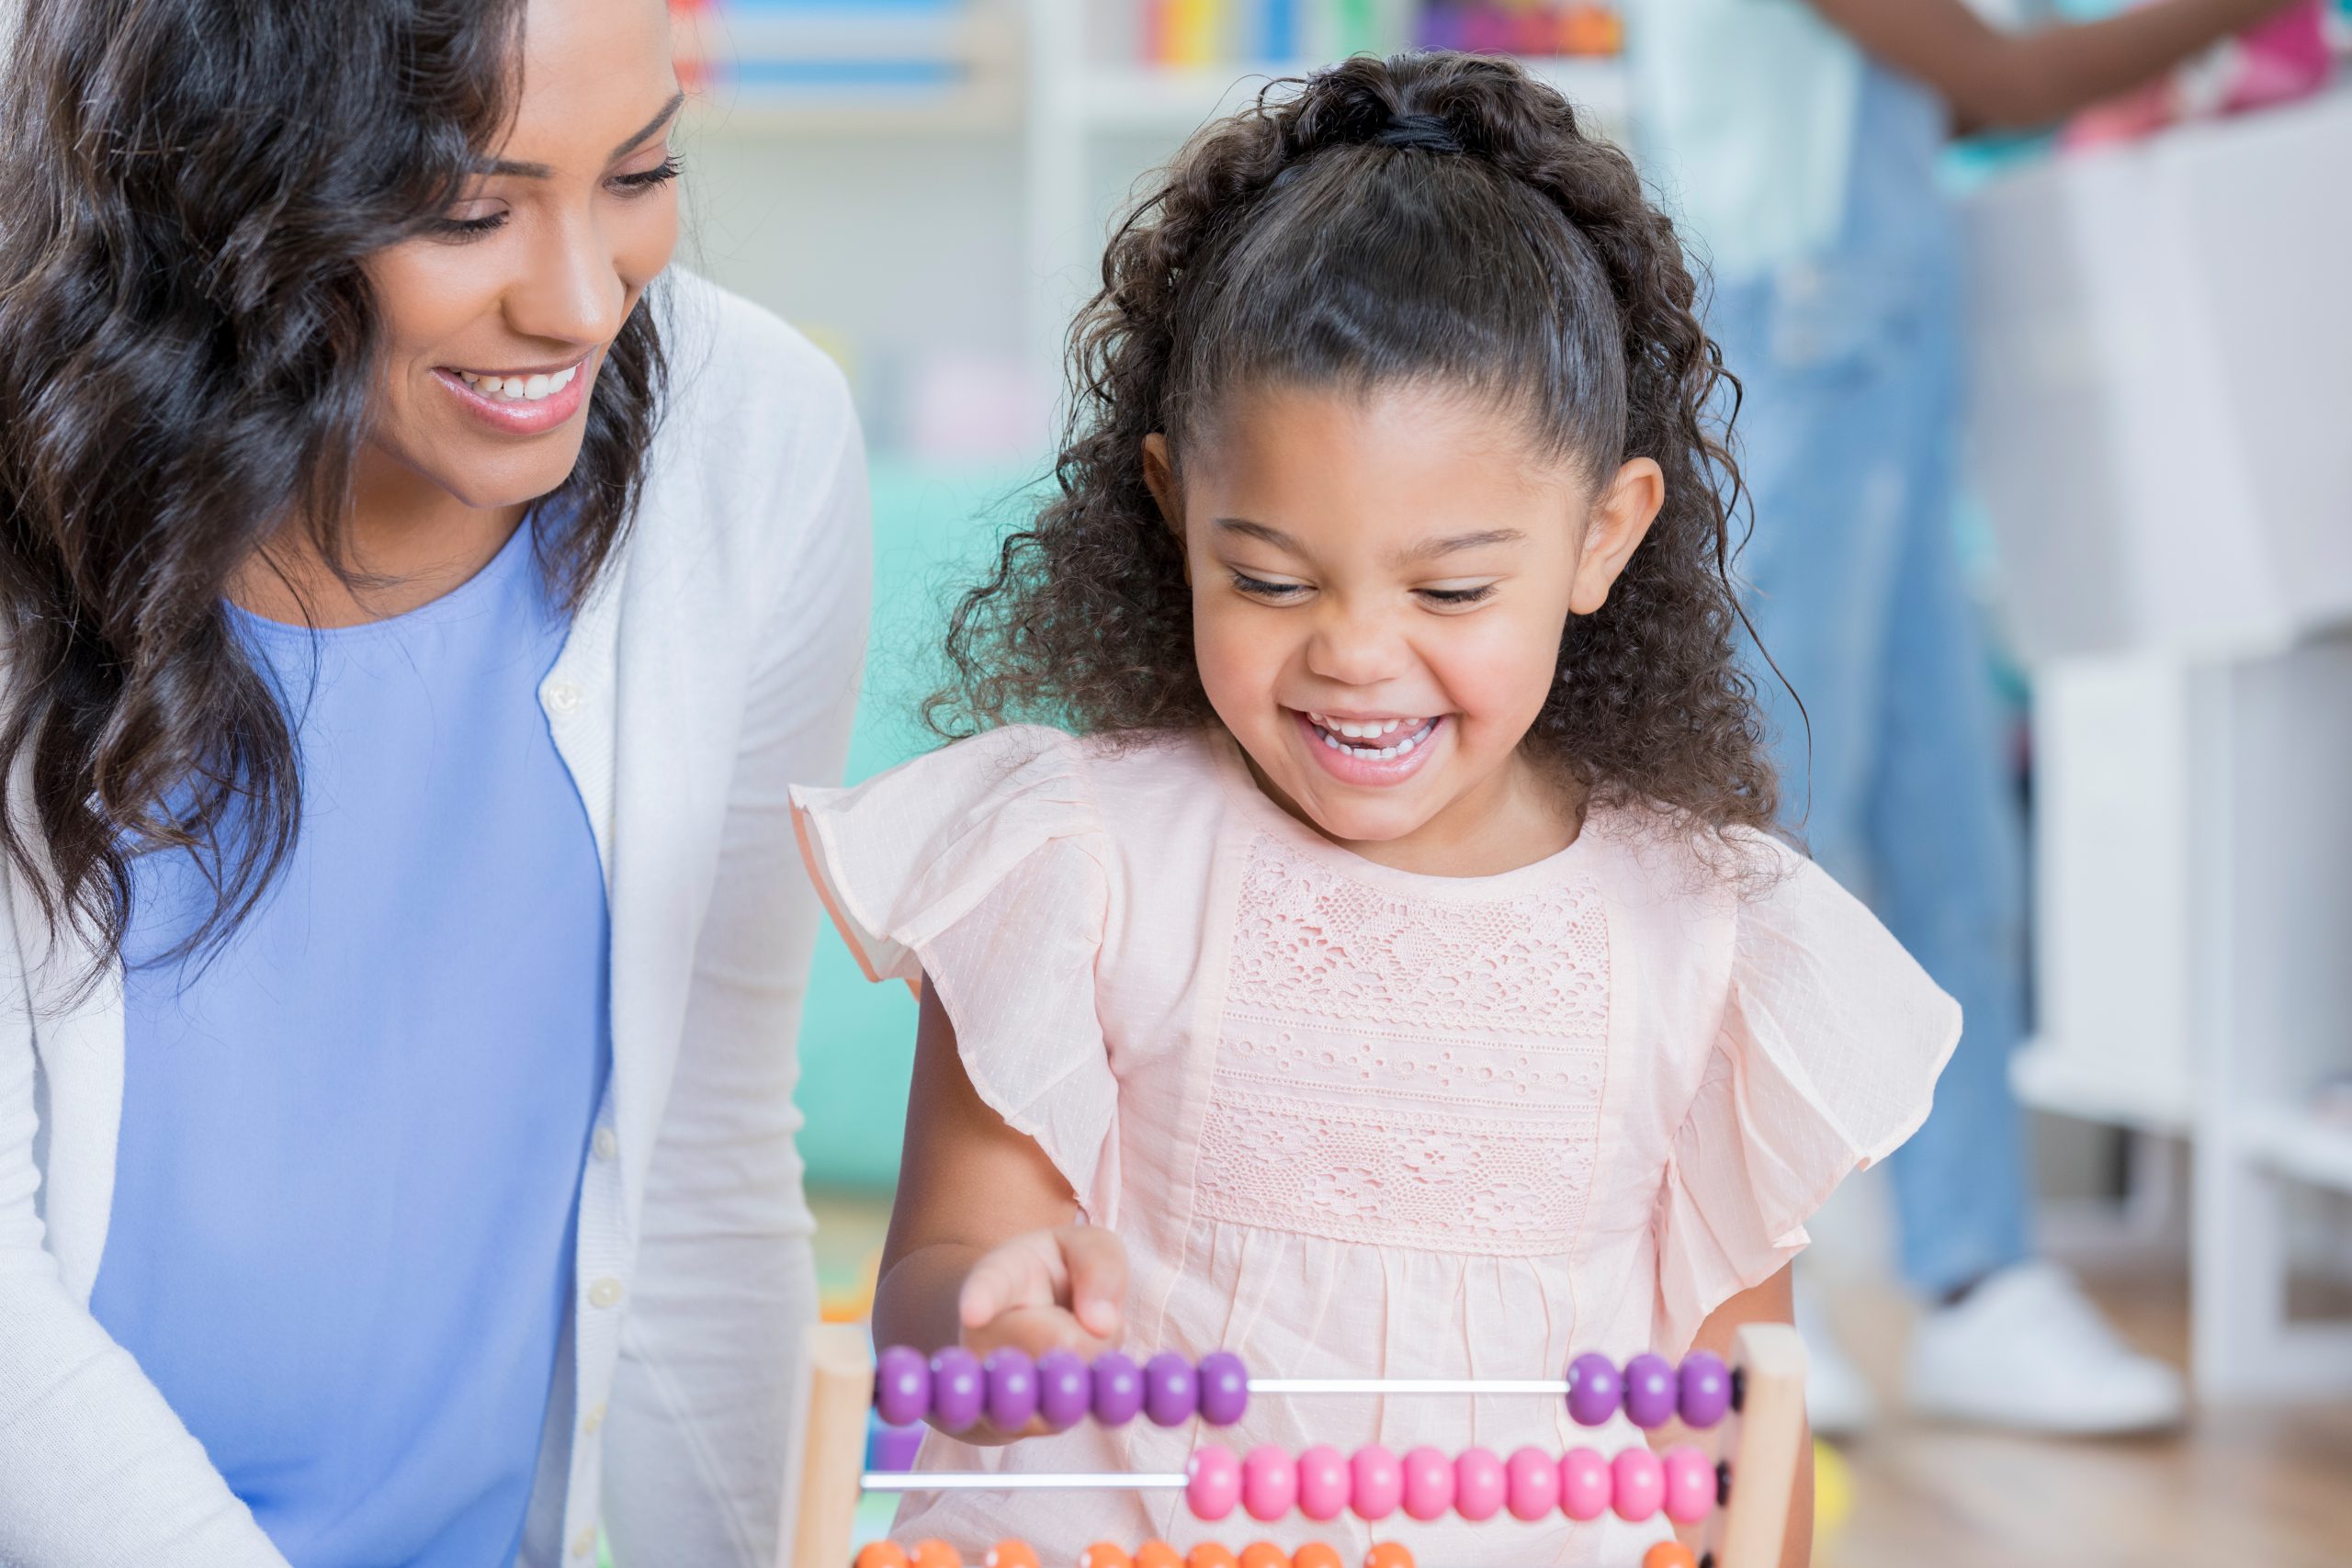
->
[0, 0, 665, 971]
[932, 51, 1776, 839]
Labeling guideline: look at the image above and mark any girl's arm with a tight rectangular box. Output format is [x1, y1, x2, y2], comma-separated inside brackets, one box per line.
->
[1657, 1266, 1811, 1568]
[1809, 0, 2300, 130]
[874, 982, 1127, 1364]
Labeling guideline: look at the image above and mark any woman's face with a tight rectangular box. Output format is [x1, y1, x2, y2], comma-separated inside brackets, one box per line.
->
[1149, 382, 1660, 864]
[361, 0, 681, 513]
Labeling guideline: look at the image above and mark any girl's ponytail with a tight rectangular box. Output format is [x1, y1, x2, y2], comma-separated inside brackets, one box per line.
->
[934, 51, 1775, 840]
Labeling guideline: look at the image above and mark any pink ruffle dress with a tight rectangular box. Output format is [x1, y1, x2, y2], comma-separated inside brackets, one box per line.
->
[791, 725, 1957, 1565]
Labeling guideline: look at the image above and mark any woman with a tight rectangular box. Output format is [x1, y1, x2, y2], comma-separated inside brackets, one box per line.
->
[0, 1, 867, 1564]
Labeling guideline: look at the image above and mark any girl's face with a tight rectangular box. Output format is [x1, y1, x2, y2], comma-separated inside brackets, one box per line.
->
[1148, 383, 1661, 872]
[359, 0, 681, 513]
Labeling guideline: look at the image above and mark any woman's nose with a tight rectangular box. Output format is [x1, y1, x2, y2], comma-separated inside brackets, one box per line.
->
[503, 215, 630, 349]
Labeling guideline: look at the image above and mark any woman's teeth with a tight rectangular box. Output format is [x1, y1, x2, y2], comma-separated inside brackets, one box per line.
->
[457, 365, 580, 402]
[1306, 713, 1438, 760]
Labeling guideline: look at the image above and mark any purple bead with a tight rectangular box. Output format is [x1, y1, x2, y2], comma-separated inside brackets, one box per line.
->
[1566, 1352, 1623, 1427]
[1678, 1351, 1733, 1429]
[1091, 1350, 1146, 1425]
[929, 1346, 985, 1433]
[1036, 1348, 1092, 1428]
[1197, 1350, 1250, 1426]
[984, 1347, 1039, 1430]
[1144, 1351, 1199, 1427]
[1623, 1352, 1678, 1429]
[874, 1345, 932, 1428]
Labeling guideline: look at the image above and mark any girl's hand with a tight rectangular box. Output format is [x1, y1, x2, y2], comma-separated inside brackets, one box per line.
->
[957, 1224, 1128, 1358]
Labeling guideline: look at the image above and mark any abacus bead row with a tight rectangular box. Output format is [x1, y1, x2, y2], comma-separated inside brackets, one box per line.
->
[1566, 1351, 1734, 1429]
[853, 1542, 1417, 1568]
[1186, 1443, 1718, 1525]
[874, 1348, 1251, 1431]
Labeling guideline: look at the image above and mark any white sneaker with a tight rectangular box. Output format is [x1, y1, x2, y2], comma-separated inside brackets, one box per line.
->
[1904, 1261, 2187, 1434]
[1794, 1280, 1876, 1438]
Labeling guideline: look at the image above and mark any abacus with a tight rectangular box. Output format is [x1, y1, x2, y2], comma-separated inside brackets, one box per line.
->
[786, 1324, 1805, 1568]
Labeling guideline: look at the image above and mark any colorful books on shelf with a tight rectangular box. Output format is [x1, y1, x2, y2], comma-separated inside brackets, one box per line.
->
[1123, 1, 1622, 68]
[673, 0, 981, 97]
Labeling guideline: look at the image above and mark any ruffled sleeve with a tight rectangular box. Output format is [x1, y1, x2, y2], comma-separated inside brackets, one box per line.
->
[1653, 842, 1962, 1354]
[790, 725, 1121, 1224]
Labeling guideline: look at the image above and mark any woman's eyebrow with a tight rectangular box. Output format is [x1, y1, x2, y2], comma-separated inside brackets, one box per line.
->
[481, 91, 688, 178]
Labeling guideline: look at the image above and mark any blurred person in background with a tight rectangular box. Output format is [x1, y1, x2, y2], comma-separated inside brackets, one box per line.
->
[0, 1, 865, 1563]
[1630, 0, 2302, 1436]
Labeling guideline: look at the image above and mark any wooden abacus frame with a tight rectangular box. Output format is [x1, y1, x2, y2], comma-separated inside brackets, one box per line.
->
[782, 1323, 1808, 1568]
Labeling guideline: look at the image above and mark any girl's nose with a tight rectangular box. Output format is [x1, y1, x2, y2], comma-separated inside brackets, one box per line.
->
[1305, 601, 1408, 689]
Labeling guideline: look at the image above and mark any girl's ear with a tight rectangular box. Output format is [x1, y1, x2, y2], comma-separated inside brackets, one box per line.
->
[1141, 433, 1183, 537]
[1568, 457, 1664, 615]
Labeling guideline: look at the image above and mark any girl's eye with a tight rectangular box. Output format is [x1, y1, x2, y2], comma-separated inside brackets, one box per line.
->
[610, 154, 683, 195]
[1230, 570, 1307, 600]
[1419, 583, 1498, 607]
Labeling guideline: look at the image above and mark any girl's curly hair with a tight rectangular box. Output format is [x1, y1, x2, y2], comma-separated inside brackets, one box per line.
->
[932, 50, 1777, 838]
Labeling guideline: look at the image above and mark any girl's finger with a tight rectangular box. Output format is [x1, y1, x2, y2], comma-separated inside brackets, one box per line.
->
[959, 1242, 1050, 1328]
[1057, 1225, 1129, 1340]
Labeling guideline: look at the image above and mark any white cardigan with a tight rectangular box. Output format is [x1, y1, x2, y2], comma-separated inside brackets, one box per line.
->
[0, 274, 870, 1568]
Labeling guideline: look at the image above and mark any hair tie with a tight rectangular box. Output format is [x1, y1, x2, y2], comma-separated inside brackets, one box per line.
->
[1372, 113, 1463, 155]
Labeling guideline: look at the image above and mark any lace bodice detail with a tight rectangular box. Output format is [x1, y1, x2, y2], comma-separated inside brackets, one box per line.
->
[1197, 833, 1611, 1256]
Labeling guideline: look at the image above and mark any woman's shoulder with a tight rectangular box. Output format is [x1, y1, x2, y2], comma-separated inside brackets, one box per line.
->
[645, 270, 860, 525]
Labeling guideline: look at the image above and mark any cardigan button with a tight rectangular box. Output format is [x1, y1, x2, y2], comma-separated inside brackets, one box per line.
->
[588, 1278, 625, 1310]
[571, 1527, 595, 1557]
[545, 680, 583, 715]
[582, 1401, 607, 1434]
[593, 1126, 617, 1162]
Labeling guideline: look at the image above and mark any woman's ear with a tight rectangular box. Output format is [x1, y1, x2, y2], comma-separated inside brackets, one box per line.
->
[1141, 433, 1182, 537]
[1569, 457, 1665, 615]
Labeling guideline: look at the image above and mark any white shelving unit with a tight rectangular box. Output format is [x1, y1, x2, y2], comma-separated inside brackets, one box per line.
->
[1965, 92, 2352, 1401]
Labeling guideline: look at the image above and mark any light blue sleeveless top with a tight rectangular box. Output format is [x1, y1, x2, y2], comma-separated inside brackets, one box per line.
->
[92, 517, 611, 1568]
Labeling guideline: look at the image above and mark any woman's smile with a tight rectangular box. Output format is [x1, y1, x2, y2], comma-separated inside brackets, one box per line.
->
[433, 352, 594, 436]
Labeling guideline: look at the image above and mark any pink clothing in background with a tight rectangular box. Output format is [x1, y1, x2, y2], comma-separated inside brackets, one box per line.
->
[792, 726, 1957, 1565]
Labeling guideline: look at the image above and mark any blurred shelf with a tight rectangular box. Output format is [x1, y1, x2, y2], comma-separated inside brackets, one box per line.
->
[677, 0, 1022, 134]
[2235, 1104, 2352, 1194]
[1056, 54, 1628, 135]
[2011, 1038, 2195, 1134]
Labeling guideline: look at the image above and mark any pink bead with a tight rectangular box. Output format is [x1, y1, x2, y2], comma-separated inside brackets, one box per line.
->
[1661, 1445, 1715, 1525]
[1349, 1445, 1403, 1521]
[1186, 1445, 1241, 1522]
[1504, 1447, 1560, 1521]
[1399, 1446, 1454, 1521]
[1453, 1447, 1506, 1522]
[1558, 1447, 1612, 1522]
[1295, 1444, 1350, 1521]
[1611, 1447, 1667, 1523]
[1241, 1445, 1297, 1522]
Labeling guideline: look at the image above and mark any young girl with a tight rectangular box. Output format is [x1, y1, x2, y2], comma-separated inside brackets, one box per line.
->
[793, 51, 1956, 1568]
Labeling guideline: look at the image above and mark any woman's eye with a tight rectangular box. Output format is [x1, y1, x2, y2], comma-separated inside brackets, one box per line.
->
[1230, 570, 1306, 600]
[428, 205, 508, 242]
[1419, 584, 1498, 607]
[610, 154, 683, 195]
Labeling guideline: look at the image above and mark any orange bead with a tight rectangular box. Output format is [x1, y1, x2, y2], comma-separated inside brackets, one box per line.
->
[986, 1542, 1041, 1568]
[1643, 1545, 1700, 1568]
[1079, 1545, 1132, 1568]
[910, 1542, 963, 1568]
[1188, 1546, 1240, 1568]
[856, 1545, 912, 1568]
[1238, 1544, 1290, 1568]
[1361, 1545, 1415, 1568]
[1135, 1544, 1183, 1568]
[1293, 1545, 1344, 1568]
